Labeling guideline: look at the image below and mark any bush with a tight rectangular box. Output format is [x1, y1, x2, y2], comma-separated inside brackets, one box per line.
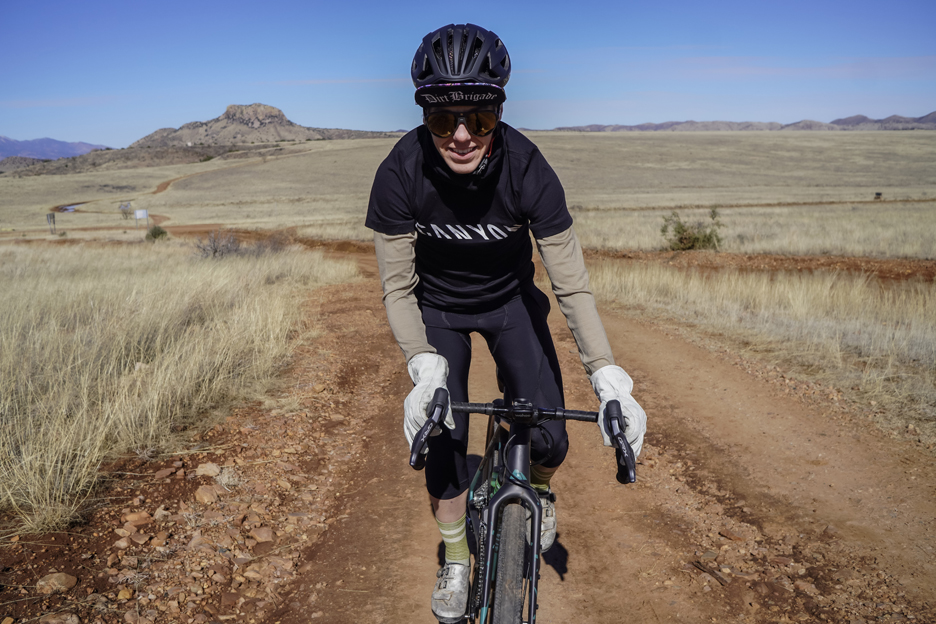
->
[194, 229, 240, 258]
[193, 230, 293, 259]
[145, 225, 168, 242]
[661, 208, 723, 251]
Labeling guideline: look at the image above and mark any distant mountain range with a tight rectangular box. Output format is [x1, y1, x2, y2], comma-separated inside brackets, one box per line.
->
[4, 106, 934, 171]
[0, 135, 109, 160]
[553, 111, 936, 132]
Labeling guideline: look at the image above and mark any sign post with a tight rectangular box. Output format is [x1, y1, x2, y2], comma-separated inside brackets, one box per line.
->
[46, 213, 56, 234]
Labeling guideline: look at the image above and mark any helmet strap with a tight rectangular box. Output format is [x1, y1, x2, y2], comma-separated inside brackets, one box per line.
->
[472, 134, 496, 177]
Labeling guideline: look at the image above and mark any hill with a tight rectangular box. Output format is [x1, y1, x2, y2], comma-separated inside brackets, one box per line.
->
[553, 111, 936, 132]
[0, 136, 109, 160]
[5, 104, 399, 177]
[131, 103, 393, 148]
[0, 156, 46, 173]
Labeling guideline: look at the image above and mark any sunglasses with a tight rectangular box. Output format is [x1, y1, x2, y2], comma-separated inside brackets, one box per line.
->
[423, 109, 499, 138]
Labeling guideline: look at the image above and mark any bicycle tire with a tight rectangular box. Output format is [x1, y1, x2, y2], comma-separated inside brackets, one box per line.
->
[492, 502, 526, 624]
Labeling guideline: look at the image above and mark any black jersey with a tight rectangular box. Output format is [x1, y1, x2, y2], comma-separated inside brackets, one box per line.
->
[365, 123, 573, 313]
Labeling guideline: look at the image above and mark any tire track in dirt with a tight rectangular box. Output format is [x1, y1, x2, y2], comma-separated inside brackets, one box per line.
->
[263, 256, 936, 624]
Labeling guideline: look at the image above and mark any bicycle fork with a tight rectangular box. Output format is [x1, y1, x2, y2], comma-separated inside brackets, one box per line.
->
[477, 424, 542, 624]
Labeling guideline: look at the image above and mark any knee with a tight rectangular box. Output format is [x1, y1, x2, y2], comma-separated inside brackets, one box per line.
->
[533, 428, 569, 469]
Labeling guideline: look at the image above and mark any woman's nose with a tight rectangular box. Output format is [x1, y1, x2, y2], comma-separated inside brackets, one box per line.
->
[452, 121, 472, 142]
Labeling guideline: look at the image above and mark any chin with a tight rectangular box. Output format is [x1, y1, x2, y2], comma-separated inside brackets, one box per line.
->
[444, 153, 484, 175]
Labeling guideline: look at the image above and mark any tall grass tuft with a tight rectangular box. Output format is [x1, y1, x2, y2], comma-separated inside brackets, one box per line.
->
[588, 260, 936, 437]
[0, 242, 357, 532]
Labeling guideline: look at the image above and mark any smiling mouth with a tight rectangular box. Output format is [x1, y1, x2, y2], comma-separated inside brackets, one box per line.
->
[449, 146, 477, 158]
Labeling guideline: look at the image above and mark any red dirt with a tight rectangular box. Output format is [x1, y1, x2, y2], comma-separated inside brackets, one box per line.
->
[588, 249, 936, 283]
[1, 243, 934, 624]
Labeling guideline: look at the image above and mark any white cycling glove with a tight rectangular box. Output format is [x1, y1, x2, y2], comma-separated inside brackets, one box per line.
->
[589, 365, 647, 457]
[403, 352, 455, 447]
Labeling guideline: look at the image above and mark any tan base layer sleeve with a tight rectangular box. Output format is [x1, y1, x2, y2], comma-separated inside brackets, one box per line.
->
[374, 231, 435, 363]
[536, 227, 615, 376]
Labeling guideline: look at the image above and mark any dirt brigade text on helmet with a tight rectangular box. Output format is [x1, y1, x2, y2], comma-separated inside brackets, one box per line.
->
[412, 23, 510, 108]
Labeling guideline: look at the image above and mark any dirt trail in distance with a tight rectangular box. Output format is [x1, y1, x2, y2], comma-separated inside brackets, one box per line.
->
[263, 251, 936, 624]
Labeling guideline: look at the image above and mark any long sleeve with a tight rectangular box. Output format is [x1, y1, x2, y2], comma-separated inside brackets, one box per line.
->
[536, 226, 615, 376]
[374, 230, 436, 363]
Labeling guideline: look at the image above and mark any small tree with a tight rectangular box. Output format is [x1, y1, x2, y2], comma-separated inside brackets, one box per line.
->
[119, 202, 132, 220]
[194, 229, 240, 258]
[661, 208, 723, 251]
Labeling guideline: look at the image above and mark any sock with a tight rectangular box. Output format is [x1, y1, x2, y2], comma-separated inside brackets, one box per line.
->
[437, 514, 470, 566]
[530, 464, 555, 493]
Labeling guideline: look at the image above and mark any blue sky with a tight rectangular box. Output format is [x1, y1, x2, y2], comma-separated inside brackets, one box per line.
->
[3, 0, 934, 147]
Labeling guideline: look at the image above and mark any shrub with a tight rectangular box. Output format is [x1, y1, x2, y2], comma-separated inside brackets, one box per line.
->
[145, 225, 168, 242]
[661, 208, 723, 251]
[194, 229, 240, 258]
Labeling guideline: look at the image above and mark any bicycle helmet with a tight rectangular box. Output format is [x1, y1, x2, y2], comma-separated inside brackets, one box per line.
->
[412, 23, 511, 108]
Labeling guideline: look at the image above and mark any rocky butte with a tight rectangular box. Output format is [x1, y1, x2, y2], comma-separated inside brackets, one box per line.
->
[130, 103, 393, 148]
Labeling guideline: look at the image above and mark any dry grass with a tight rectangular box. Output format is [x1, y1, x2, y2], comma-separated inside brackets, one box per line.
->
[530, 130, 936, 209]
[3, 132, 933, 245]
[587, 259, 936, 442]
[0, 241, 358, 532]
[573, 201, 936, 258]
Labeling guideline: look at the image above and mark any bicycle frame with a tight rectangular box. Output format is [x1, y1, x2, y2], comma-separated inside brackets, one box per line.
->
[409, 389, 635, 624]
[466, 412, 543, 624]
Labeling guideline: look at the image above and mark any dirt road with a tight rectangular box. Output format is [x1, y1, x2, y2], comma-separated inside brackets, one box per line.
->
[3, 246, 933, 624]
[262, 252, 936, 624]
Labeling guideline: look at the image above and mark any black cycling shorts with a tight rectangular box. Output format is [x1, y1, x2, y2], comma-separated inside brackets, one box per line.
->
[422, 285, 569, 500]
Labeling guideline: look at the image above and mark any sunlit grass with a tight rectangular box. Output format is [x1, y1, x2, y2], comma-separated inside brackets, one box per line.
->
[587, 259, 936, 441]
[0, 241, 358, 532]
[574, 202, 936, 258]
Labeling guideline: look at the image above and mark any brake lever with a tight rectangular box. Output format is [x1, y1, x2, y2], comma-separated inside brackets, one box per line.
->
[409, 387, 450, 470]
[606, 400, 637, 484]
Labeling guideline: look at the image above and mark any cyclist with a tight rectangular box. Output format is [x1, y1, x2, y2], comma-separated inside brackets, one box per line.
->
[365, 23, 647, 623]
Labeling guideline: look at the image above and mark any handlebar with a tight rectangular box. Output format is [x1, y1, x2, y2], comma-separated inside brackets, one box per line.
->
[407, 389, 636, 484]
[606, 400, 637, 484]
[408, 387, 450, 470]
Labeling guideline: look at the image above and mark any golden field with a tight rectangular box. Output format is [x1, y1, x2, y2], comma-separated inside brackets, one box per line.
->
[1, 130, 934, 529]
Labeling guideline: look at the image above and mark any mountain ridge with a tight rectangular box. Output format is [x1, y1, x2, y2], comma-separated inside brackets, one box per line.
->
[5, 106, 934, 168]
[552, 111, 936, 132]
[0, 136, 109, 160]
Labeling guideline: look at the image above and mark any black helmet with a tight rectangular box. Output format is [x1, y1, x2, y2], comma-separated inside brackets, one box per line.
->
[412, 23, 511, 108]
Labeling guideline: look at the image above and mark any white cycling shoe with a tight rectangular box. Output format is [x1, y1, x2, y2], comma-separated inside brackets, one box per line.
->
[540, 493, 557, 552]
[526, 490, 558, 553]
[432, 562, 469, 623]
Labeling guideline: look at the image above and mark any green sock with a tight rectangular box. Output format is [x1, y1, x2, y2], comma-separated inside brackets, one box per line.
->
[437, 514, 470, 566]
[530, 464, 555, 493]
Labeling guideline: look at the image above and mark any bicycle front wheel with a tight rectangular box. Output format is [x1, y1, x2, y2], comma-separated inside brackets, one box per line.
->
[492, 502, 526, 624]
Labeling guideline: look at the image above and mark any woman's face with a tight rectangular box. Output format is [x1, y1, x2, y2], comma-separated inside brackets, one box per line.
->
[427, 106, 497, 175]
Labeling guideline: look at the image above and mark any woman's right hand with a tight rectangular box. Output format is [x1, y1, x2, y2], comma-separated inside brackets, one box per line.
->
[403, 353, 454, 447]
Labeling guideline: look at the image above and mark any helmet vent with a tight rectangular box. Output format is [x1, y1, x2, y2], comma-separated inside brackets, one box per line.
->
[415, 55, 433, 82]
[468, 34, 484, 69]
[432, 35, 445, 70]
[446, 29, 456, 75]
